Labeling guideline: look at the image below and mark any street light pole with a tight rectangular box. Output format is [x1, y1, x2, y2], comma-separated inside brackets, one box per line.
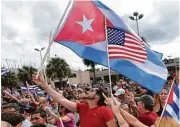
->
[129, 12, 144, 36]
[39, 50, 43, 61]
[34, 47, 47, 82]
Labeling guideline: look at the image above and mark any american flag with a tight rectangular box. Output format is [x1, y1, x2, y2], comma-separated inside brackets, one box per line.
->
[107, 27, 147, 63]
[163, 83, 179, 124]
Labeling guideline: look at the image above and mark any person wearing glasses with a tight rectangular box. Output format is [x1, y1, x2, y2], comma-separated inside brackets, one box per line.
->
[33, 72, 117, 127]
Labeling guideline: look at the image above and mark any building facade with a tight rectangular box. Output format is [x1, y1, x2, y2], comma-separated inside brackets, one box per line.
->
[69, 57, 179, 85]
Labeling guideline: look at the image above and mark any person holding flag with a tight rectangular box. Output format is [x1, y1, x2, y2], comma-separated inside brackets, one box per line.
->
[34, 0, 170, 126]
[33, 72, 117, 127]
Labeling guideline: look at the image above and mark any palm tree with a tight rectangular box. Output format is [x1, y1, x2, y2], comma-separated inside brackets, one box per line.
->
[46, 57, 71, 82]
[83, 59, 97, 83]
[18, 65, 37, 84]
[1, 72, 19, 88]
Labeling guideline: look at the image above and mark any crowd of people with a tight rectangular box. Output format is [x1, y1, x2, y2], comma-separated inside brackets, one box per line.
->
[1, 69, 179, 127]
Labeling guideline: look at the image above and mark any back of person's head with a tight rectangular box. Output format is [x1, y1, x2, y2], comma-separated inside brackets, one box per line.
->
[1, 112, 25, 126]
[2, 103, 19, 113]
[137, 94, 154, 111]
[154, 117, 178, 127]
[1, 121, 12, 127]
[31, 124, 47, 127]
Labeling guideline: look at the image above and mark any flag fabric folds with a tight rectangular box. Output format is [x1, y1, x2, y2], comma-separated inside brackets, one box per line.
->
[20, 85, 44, 95]
[53, 0, 168, 93]
[163, 83, 179, 124]
[107, 27, 147, 63]
[1, 67, 9, 76]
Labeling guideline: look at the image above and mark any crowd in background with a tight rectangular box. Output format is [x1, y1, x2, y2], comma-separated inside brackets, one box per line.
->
[1, 69, 179, 127]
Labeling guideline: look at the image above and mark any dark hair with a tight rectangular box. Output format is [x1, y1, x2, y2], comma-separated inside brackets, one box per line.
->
[31, 124, 47, 127]
[31, 109, 47, 118]
[138, 94, 154, 111]
[2, 103, 19, 112]
[144, 104, 154, 111]
[167, 76, 174, 81]
[95, 88, 107, 106]
[1, 112, 25, 126]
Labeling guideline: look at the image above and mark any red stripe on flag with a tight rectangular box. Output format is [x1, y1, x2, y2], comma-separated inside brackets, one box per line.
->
[125, 40, 145, 48]
[168, 84, 174, 104]
[123, 45, 145, 51]
[109, 51, 147, 60]
[108, 46, 147, 55]
[126, 32, 142, 42]
[109, 56, 145, 63]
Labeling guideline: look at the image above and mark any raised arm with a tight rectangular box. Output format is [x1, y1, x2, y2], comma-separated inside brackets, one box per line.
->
[28, 91, 40, 106]
[106, 95, 147, 127]
[32, 72, 77, 112]
[45, 106, 71, 124]
[3, 90, 19, 102]
[119, 108, 148, 127]
[45, 106, 59, 120]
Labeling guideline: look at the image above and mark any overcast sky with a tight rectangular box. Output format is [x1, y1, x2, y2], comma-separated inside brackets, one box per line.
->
[1, 0, 179, 70]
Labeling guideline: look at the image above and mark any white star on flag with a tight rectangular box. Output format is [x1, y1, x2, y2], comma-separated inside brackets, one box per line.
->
[76, 15, 94, 33]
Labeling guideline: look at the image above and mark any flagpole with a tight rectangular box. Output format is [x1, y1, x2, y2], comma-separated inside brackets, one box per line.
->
[156, 78, 175, 127]
[20, 60, 23, 68]
[43, 31, 52, 83]
[104, 16, 113, 96]
[6, 59, 10, 70]
[48, 31, 52, 61]
[36, 0, 73, 78]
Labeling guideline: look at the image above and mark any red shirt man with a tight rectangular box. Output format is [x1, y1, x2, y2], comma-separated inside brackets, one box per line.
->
[137, 94, 158, 126]
[77, 103, 115, 127]
[138, 111, 158, 126]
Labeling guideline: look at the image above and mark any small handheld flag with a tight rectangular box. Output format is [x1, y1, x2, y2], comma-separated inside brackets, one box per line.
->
[1, 67, 9, 76]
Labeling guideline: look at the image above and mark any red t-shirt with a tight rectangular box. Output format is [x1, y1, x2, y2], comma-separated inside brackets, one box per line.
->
[138, 111, 158, 126]
[77, 103, 115, 127]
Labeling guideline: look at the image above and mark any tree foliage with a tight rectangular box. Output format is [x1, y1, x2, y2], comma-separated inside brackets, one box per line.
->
[83, 59, 97, 83]
[1, 72, 19, 87]
[17, 65, 37, 84]
[46, 57, 71, 82]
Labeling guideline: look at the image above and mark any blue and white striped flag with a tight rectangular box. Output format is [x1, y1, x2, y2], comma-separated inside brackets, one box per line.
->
[20, 85, 44, 95]
[1, 67, 9, 76]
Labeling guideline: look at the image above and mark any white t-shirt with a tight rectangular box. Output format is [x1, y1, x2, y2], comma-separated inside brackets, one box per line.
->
[22, 119, 32, 127]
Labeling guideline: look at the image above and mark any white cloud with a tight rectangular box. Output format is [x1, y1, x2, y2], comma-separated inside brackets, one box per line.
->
[1, 0, 179, 70]
[151, 36, 180, 58]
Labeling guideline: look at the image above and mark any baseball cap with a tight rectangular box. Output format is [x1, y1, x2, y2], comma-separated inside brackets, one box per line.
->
[114, 89, 125, 96]
[77, 88, 84, 93]
[113, 86, 118, 91]
[136, 94, 154, 106]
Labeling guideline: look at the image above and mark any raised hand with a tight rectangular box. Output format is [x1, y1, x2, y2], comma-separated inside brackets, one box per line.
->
[32, 72, 45, 86]
[3, 90, 10, 95]
[110, 96, 121, 114]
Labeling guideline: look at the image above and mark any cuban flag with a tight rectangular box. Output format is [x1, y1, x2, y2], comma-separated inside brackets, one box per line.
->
[163, 83, 179, 124]
[53, 0, 168, 93]
[20, 85, 44, 95]
[1, 67, 9, 76]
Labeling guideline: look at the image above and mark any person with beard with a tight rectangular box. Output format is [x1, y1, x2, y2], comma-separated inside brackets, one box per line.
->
[33, 72, 117, 127]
